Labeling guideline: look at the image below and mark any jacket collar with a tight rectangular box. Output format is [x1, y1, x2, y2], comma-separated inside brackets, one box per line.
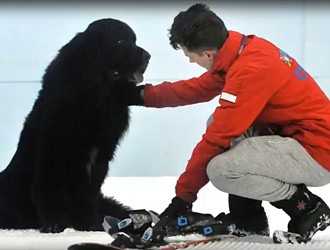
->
[211, 31, 244, 75]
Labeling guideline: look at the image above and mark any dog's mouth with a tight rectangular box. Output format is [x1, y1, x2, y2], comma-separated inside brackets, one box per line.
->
[132, 50, 150, 84]
[114, 49, 150, 84]
[132, 71, 144, 84]
[126, 71, 143, 84]
[132, 59, 149, 83]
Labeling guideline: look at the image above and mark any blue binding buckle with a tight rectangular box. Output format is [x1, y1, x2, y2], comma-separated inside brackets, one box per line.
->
[177, 217, 188, 227]
[203, 226, 213, 235]
[117, 218, 132, 229]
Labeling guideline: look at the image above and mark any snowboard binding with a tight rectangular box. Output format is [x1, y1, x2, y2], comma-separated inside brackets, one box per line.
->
[103, 210, 234, 249]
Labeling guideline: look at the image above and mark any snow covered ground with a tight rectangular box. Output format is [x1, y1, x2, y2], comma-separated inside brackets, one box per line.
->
[1, 176, 330, 250]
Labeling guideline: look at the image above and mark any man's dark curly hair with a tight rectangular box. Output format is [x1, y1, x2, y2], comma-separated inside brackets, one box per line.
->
[169, 3, 228, 53]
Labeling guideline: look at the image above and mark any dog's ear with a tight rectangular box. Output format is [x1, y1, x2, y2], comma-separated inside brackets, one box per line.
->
[59, 31, 102, 65]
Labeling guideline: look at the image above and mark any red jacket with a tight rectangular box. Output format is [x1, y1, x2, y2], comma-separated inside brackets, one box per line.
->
[143, 31, 330, 203]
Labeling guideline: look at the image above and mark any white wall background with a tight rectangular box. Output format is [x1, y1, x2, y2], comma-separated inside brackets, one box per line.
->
[0, 1, 329, 176]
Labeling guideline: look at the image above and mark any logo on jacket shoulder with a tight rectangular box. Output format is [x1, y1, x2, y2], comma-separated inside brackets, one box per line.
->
[279, 49, 293, 67]
[279, 49, 307, 81]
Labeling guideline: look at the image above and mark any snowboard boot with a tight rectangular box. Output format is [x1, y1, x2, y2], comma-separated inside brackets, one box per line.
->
[216, 194, 270, 237]
[271, 184, 330, 243]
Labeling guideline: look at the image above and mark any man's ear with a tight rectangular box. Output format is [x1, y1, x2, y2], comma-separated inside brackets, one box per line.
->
[203, 50, 217, 60]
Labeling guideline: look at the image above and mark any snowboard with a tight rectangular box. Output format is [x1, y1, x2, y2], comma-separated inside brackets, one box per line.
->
[68, 234, 237, 250]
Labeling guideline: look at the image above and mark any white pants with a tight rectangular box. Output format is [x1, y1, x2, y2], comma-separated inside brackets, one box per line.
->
[205, 115, 330, 202]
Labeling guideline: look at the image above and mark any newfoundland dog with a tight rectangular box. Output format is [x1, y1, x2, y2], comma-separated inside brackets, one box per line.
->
[0, 18, 150, 233]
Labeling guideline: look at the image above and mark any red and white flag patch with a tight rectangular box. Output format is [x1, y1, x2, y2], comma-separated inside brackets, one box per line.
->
[220, 92, 237, 103]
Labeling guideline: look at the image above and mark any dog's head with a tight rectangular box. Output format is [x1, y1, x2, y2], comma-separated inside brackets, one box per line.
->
[56, 18, 150, 84]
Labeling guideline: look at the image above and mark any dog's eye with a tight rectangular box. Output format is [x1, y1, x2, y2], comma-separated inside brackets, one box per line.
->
[117, 40, 134, 48]
[117, 40, 127, 45]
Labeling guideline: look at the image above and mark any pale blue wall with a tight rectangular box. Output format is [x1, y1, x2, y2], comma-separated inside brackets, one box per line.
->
[0, 1, 329, 176]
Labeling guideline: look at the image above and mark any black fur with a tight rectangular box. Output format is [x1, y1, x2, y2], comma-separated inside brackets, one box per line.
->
[0, 18, 150, 233]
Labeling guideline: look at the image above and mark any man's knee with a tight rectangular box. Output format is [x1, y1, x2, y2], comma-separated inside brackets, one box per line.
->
[206, 155, 236, 193]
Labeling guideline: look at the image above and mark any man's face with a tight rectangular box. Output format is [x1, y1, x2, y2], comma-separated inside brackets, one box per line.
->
[182, 46, 217, 71]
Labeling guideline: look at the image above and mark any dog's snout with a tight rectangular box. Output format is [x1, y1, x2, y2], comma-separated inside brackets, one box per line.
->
[137, 46, 151, 62]
[143, 50, 151, 62]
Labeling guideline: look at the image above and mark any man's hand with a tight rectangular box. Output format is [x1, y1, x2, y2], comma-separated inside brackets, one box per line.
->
[159, 196, 192, 219]
[126, 85, 145, 106]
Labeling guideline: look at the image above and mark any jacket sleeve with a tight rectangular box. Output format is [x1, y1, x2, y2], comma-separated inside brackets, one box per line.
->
[143, 72, 224, 108]
[175, 67, 277, 202]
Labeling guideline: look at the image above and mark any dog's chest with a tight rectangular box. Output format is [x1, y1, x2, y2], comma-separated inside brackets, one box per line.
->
[86, 147, 98, 180]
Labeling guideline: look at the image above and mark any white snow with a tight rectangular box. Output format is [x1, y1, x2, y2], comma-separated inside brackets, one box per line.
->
[1, 176, 330, 250]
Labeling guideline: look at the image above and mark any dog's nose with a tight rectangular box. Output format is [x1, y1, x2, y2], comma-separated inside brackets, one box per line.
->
[143, 50, 151, 62]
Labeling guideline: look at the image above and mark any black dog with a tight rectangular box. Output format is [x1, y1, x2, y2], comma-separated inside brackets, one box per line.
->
[0, 18, 150, 233]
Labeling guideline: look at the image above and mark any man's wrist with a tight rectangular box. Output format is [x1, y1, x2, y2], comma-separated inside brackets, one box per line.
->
[140, 88, 144, 99]
[128, 85, 145, 106]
